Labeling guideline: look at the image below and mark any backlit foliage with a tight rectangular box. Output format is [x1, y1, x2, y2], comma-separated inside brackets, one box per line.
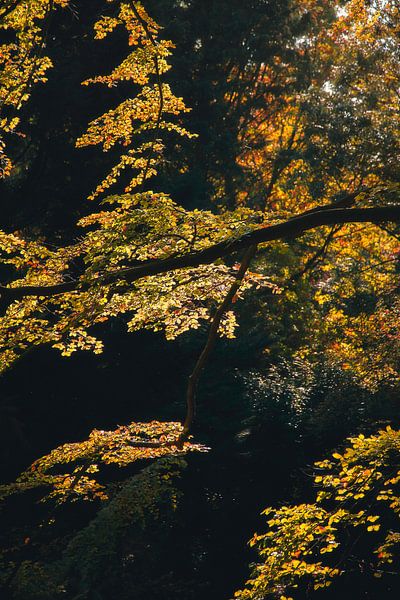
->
[234, 0, 400, 388]
[0, 0, 69, 177]
[0, 2, 274, 372]
[75, 1, 195, 199]
[235, 426, 400, 599]
[0, 191, 272, 371]
[1, 2, 400, 598]
[0, 0, 399, 390]
[0, 421, 207, 503]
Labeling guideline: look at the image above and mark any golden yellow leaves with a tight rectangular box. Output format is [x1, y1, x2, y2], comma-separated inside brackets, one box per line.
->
[119, 1, 159, 46]
[93, 15, 120, 40]
[235, 426, 400, 600]
[0, 187, 265, 372]
[0, 2, 263, 370]
[235, 502, 342, 599]
[52, 328, 104, 356]
[76, 3, 192, 199]
[0, 420, 208, 504]
[0, 1, 70, 178]
[0, 139, 12, 178]
[292, 216, 400, 389]
[77, 85, 188, 150]
[83, 41, 173, 87]
[314, 297, 400, 390]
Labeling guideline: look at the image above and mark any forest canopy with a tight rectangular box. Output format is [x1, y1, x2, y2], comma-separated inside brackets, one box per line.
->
[1, 1, 400, 599]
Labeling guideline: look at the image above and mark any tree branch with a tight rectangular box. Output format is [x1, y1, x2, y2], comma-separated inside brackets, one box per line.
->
[1, 205, 400, 310]
[290, 224, 341, 282]
[128, 245, 256, 448]
[183, 245, 257, 435]
[128, 0, 164, 185]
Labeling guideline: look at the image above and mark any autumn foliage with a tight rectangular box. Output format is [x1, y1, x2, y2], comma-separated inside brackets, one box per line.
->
[1, 1, 400, 599]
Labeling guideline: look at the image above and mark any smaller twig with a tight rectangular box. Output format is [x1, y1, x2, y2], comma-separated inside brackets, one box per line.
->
[291, 224, 340, 282]
[183, 244, 257, 434]
[128, 1, 164, 186]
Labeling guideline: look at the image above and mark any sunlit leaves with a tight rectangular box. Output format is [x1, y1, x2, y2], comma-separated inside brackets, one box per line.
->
[0, 421, 208, 503]
[0, 0, 400, 390]
[76, 1, 194, 200]
[0, 0, 69, 179]
[235, 426, 400, 599]
[233, 0, 400, 391]
[0, 1, 268, 371]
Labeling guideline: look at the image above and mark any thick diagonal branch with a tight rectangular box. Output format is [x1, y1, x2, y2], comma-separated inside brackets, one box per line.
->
[1, 205, 400, 310]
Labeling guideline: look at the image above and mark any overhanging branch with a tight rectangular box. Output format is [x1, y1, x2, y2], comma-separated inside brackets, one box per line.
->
[1, 205, 400, 309]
